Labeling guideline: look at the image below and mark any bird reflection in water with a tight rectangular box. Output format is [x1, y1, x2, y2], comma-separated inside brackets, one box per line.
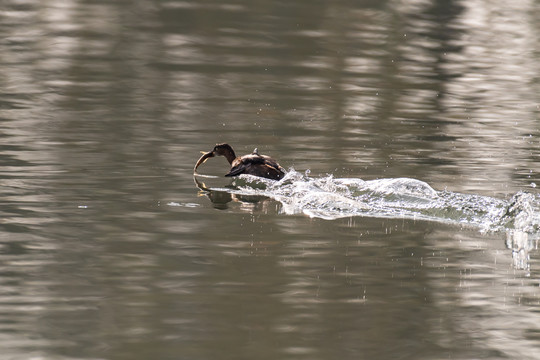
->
[193, 176, 279, 214]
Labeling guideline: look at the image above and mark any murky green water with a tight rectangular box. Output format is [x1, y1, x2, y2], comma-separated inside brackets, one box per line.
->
[2, 0, 540, 359]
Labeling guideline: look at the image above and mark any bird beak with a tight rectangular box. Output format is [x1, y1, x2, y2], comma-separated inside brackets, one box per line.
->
[194, 150, 215, 172]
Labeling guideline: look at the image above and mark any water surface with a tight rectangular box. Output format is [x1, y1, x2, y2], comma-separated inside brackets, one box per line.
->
[1, 0, 540, 359]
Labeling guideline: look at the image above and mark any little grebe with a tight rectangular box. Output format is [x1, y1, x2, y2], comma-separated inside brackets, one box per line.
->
[194, 143, 285, 180]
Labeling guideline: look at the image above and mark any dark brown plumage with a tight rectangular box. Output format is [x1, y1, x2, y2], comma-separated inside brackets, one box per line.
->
[194, 143, 286, 180]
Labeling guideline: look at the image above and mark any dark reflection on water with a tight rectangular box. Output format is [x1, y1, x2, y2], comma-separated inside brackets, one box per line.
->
[2, 0, 540, 359]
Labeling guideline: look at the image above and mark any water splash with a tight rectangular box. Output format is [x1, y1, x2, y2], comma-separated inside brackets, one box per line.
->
[228, 170, 539, 233]
[195, 170, 540, 270]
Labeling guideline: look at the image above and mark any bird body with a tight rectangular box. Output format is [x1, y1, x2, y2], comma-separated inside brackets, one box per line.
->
[194, 143, 285, 180]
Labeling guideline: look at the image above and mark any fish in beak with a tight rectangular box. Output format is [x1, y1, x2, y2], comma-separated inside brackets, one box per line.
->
[194, 150, 215, 172]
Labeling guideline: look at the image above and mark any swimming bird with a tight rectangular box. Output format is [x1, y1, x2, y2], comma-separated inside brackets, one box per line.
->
[194, 143, 286, 180]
